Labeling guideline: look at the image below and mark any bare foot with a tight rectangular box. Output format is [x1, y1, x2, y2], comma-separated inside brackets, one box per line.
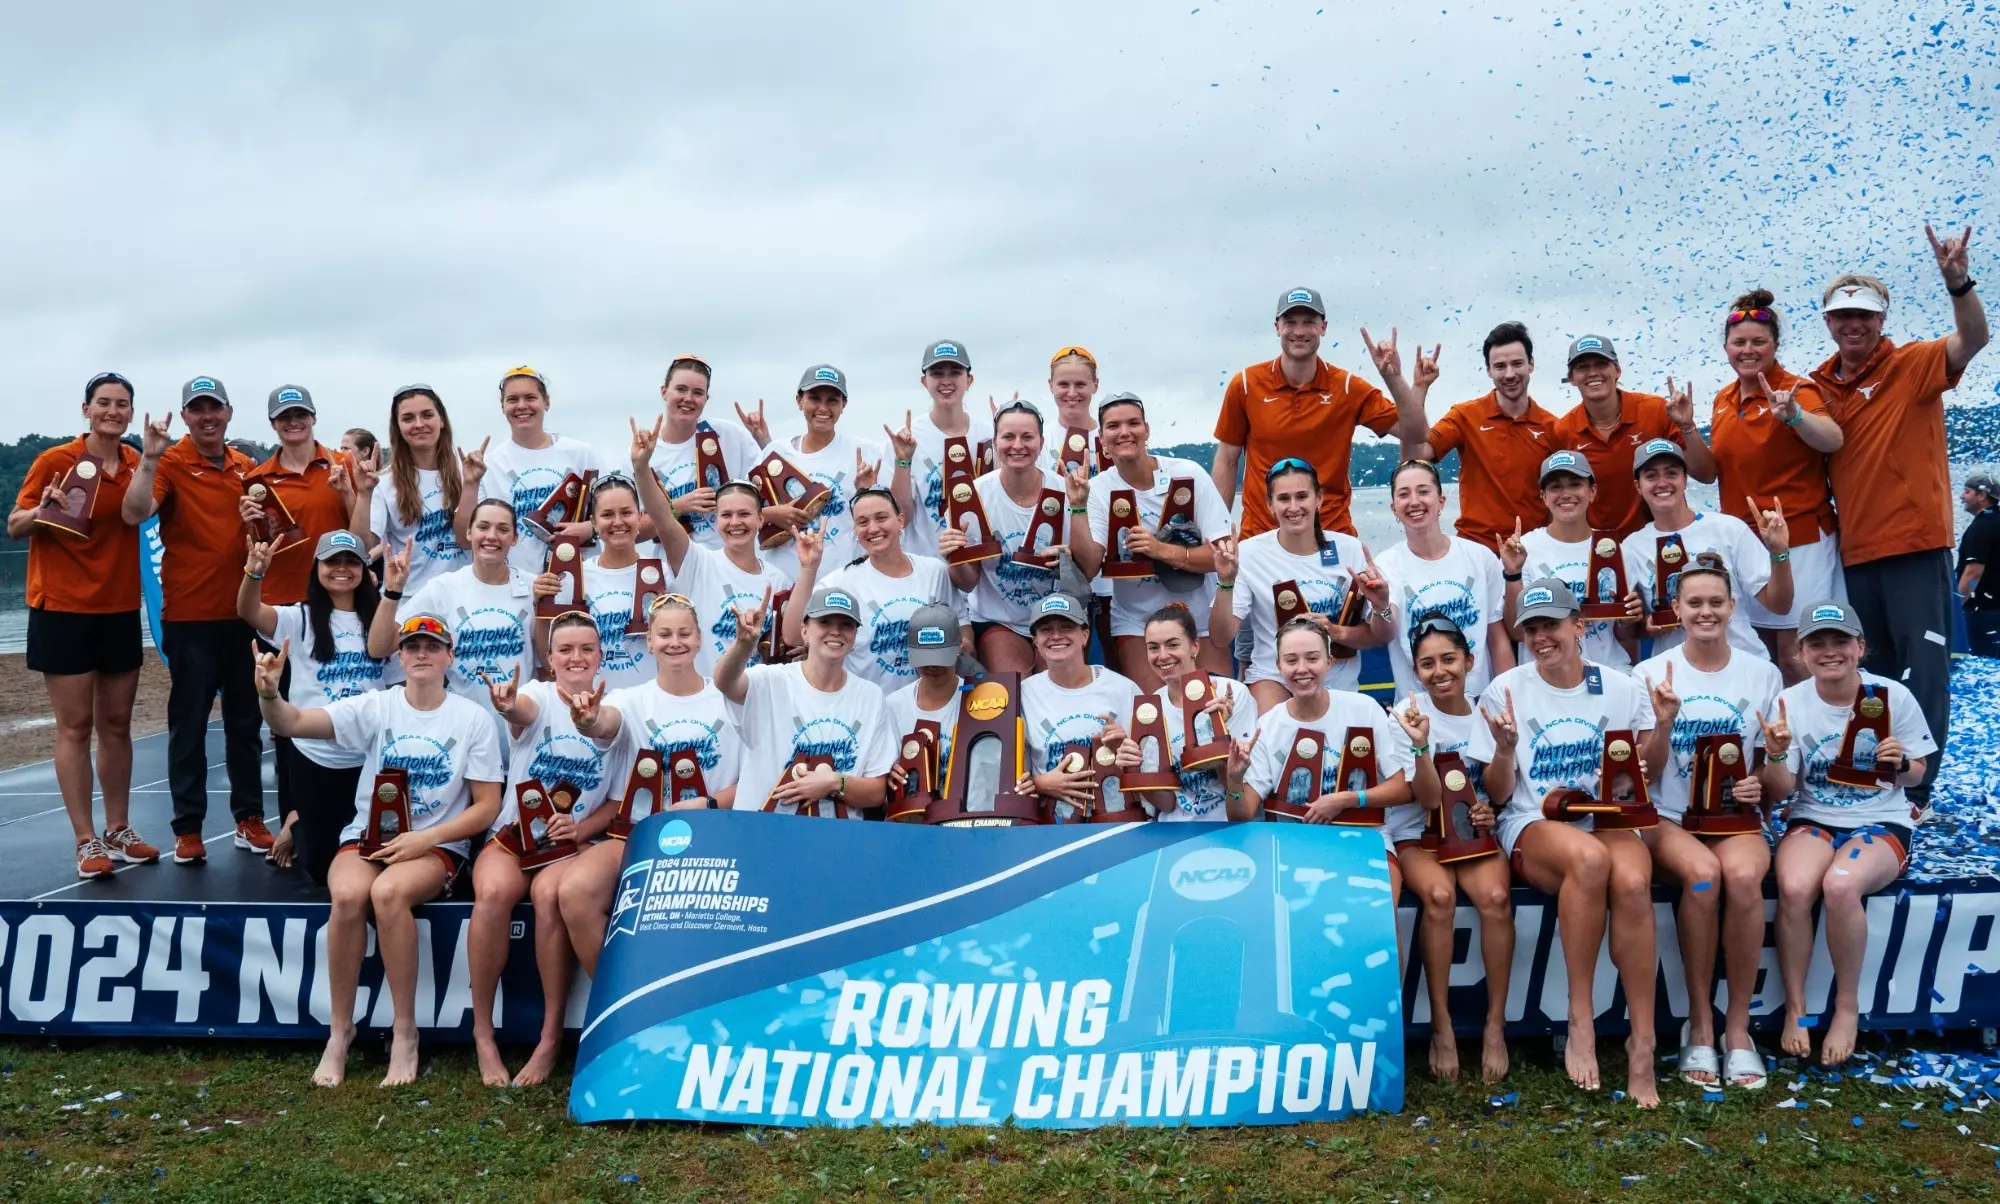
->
[380, 1026, 421, 1088]
[512, 1037, 562, 1088]
[473, 1032, 511, 1088]
[1779, 1008, 1812, 1058]
[1480, 1021, 1511, 1083]
[1626, 1037, 1659, 1109]
[312, 1026, 356, 1087]
[1429, 1027, 1461, 1083]
[1819, 1003, 1859, 1067]
[1563, 1011, 1600, 1091]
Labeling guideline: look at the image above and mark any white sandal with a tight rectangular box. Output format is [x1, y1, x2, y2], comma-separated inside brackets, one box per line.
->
[1678, 1044, 1721, 1086]
[1724, 1044, 1768, 1090]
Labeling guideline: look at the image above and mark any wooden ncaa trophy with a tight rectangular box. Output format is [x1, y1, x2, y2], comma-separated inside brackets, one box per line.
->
[1588, 729, 1658, 831]
[885, 722, 941, 823]
[1826, 684, 1897, 788]
[1116, 696, 1182, 802]
[359, 767, 412, 855]
[764, 752, 846, 818]
[1649, 533, 1687, 629]
[944, 481, 1003, 564]
[1263, 728, 1327, 821]
[1102, 489, 1152, 579]
[925, 673, 1042, 826]
[757, 587, 800, 663]
[682, 422, 732, 530]
[606, 748, 665, 840]
[244, 480, 305, 554]
[1328, 726, 1387, 826]
[1177, 674, 1233, 769]
[1272, 580, 1310, 629]
[536, 533, 588, 619]
[522, 469, 595, 542]
[1420, 751, 1498, 862]
[627, 559, 668, 634]
[1580, 532, 1630, 620]
[33, 453, 104, 539]
[749, 451, 831, 548]
[500, 780, 581, 870]
[1057, 427, 1093, 475]
[1326, 581, 1367, 662]
[1012, 488, 1067, 571]
[1683, 733, 1760, 835]
[666, 747, 709, 808]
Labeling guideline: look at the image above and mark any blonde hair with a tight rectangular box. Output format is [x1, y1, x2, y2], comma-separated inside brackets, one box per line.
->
[1822, 274, 1890, 312]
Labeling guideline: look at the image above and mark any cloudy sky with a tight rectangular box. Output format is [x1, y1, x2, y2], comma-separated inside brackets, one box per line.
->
[3, 2, 1994, 454]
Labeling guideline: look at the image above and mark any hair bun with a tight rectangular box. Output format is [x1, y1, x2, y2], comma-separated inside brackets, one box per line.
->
[1732, 287, 1776, 311]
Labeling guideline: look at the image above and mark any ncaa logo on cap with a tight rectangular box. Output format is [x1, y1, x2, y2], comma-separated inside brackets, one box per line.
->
[814, 368, 840, 383]
[1286, 289, 1314, 304]
[916, 626, 947, 646]
[1810, 604, 1847, 624]
[1521, 586, 1554, 608]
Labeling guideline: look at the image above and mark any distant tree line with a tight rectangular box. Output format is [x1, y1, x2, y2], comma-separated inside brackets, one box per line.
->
[0, 433, 274, 549]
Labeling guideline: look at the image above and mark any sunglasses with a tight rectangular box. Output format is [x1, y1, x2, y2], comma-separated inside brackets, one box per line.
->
[1726, 308, 1777, 326]
[1049, 344, 1097, 368]
[86, 371, 133, 400]
[1410, 613, 1464, 639]
[646, 591, 694, 616]
[1265, 456, 1315, 480]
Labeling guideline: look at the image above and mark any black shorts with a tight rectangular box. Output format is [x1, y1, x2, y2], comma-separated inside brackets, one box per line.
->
[1783, 820, 1913, 871]
[27, 608, 143, 676]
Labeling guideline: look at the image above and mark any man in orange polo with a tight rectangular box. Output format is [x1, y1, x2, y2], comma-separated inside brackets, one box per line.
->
[1548, 334, 1717, 536]
[1388, 320, 1558, 551]
[242, 385, 353, 605]
[1211, 287, 1408, 537]
[122, 377, 271, 863]
[1813, 224, 1990, 809]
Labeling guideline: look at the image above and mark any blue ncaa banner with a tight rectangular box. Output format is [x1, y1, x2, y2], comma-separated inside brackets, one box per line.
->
[570, 813, 1405, 1127]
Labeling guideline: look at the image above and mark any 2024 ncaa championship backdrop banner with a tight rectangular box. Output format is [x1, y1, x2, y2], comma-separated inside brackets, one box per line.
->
[569, 814, 1404, 1128]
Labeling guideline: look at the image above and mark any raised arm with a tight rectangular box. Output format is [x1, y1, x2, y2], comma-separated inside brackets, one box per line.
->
[451, 437, 489, 551]
[1761, 374, 1842, 454]
[779, 530, 822, 649]
[366, 539, 412, 659]
[712, 587, 768, 704]
[1930, 224, 1990, 378]
[628, 416, 694, 573]
[1664, 377, 1719, 483]
[122, 413, 173, 524]
[236, 536, 282, 638]
[252, 639, 335, 740]
[1065, 467, 1103, 580]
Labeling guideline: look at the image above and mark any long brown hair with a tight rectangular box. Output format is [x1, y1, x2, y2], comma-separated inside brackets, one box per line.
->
[388, 389, 463, 527]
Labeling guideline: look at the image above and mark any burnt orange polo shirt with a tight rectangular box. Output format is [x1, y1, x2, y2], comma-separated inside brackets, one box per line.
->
[150, 436, 258, 622]
[1710, 365, 1834, 549]
[15, 437, 142, 614]
[243, 442, 351, 605]
[1427, 391, 1559, 550]
[1812, 336, 1960, 565]
[1215, 356, 1398, 537]
[1549, 390, 1683, 538]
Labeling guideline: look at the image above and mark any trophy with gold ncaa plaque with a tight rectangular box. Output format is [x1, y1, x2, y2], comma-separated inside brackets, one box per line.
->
[885, 721, 942, 823]
[627, 559, 668, 634]
[942, 437, 1003, 564]
[522, 468, 596, 543]
[501, 779, 581, 870]
[1263, 729, 1327, 821]
[606, 748, 665, 840]
[1420, 750, 1499, 862]
[244, 480, 306, 555]
[1649, 533, 1687, 629]
[1057, 427, 1093, 475]
[1176, 674, 1233, 769]
[1272, 579, 1309, 628]
[749, 450, 831, 548]
[34, 453, 105, 539]
[764, 752, 847, 818]
[1327, 726, 1388, 826]
[925, 672, 1041, 826]
[758, 588, 801, 663]
[1826, 684, 1897, 788]
[1580, 531, 1631, 620]
[536, 533, 588, 620]
[1116, 696, 1182, 803]
[681, 421, 731, 530]
[1588, 728, 1658, 831]
[1683, 733, 1759, 835]
[1012, 488, 1067, 572]
[1102, 489, 1152, 579]
[359, 767, 413, 855]
[1326, 581, 1367, 662]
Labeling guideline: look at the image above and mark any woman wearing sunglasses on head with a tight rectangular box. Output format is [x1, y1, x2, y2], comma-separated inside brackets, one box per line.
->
[1708, 292, 1844, 683]
[1389, 613, 1515, 1084]
[1374, 459, 1516, 702]
[467, 612, 619, 1089]
[562, 594, 740, 971]
[255, 613, 503, 1089]
[1765, 600, 1934, 1067]
[628, 418, 789, 674]
[1473, 578, 1665, 1107]
[952, 399, 1070, 673]
[780, 486, 958, 692]
[1629, 553, 1785, 1090]
[1209, 457, 1391, 714]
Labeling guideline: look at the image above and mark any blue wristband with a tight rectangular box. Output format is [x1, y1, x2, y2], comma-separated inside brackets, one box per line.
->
[1357, 786, 1368, 811]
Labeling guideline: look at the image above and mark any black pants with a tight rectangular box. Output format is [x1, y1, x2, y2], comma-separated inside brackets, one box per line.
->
[1966, 605, 2000, 660]
[162, 618, 265, 837]
[1843, 548, 1953, 801]
[286, 749, 360, 886]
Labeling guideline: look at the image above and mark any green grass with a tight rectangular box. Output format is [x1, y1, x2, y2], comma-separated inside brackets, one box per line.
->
[3, 1036, 1998, 1202]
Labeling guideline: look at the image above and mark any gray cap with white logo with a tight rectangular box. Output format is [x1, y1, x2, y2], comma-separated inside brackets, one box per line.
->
[1565, 335, 1619, 367]
[796, 364, 848, 397]
[905, 603, 962, 668]
[1515, 578, 1580, 623]
[267, 384, 315, 419]
[921, 340, 971, 372]
[1276, 287, 1326, 318]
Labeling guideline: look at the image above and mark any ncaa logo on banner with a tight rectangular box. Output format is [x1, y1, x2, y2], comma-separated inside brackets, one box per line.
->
[658, 818, 694, 857]
[1168, 847, 1256, 901]
[610, 858, 654, 941]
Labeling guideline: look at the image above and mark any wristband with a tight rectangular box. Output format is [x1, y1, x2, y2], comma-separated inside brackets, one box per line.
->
[1770, 550, 1790, 564]
[1781, 406, 1806, 427]
[835, 771, 847, 798]
[895, 458, 913, 468]
[244, 569, 265, 581]
[1225, 788, 1244, 802]
[1068, 506, 1088, 515]
[257, 690, 279, 701]
[1217, 581, 1235, 591]
[1950, 276, 1978, 298]
[1410, 744, 1430, 759]
[1502, 570, 1522, 582]
[1356, 787, 1368, 811]
[383, 588, 404, 601]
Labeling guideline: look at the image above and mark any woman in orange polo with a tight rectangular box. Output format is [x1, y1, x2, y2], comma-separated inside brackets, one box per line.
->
[5, 372, 156, 880]
[1708, 289, 1846, 683]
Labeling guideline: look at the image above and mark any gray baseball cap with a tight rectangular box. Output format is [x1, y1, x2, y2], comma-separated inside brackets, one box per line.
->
[921, 340, 971, 372]
[1537, 449, 1595, 484]
[1798, 599, 1864, 638]
[391, 383, 439, 405]
[182, 376, 230, 407]
[1565, 334, 1619, 367]
[1096, 390, 1146, 419]
[313, 529, 366, 561]
[1967, 471, 2000, 500]
[1029, 592, 1090, 628]
[267, 384, 315, 419]
[1515, 578, 1580, 623]
[905, 604, 962, 669]
[803, 587, 861, 623]
[1633, 437, 1686, 475]
[1276, 286, 1326, 318]
[797, 364, 848, 397]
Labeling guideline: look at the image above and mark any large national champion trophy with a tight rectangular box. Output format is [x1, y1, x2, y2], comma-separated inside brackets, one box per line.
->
[925, 672, 1042, 826]
[1420, 750, 1498, 862]
[34, 453, 104, 539]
